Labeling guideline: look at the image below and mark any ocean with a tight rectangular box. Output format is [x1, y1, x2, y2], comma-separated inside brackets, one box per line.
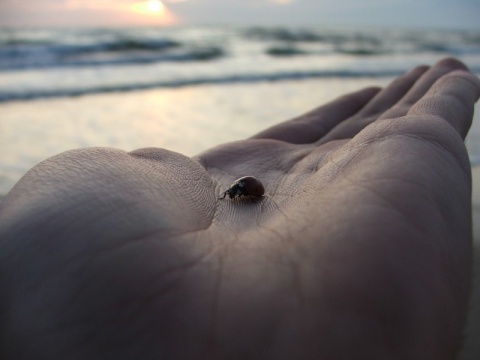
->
[1, 25, 480, 195]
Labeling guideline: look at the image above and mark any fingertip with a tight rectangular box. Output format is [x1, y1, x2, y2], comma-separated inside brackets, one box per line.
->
[365, 85, 383, 92]
[435, 69, 480, 103]
[338, 86, 382, 101]
[435, 57, 469, 72]
[365, 85, 383, 96]
[408, 64, 430, 75]
[447, 70, 480, 100]
[344, 86, 382, 105]
[408, 69, 480, 139]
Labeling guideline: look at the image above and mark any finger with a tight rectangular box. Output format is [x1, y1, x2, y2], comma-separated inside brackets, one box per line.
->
[251, 86, 381, 144]
[358, 65, 430, 118]
[316, 65, 430, 144]
[408, 70, 480, 139]
[379, 57, 470, 120]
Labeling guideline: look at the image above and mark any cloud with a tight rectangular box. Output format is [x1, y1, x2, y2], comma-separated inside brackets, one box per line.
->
[1, 0, 478, 29]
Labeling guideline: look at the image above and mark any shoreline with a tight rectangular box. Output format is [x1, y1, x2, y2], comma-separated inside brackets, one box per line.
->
[0, 78, 479, 196]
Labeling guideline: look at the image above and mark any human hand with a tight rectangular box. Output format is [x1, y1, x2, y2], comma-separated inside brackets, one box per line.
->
[1, 58, 479, 359]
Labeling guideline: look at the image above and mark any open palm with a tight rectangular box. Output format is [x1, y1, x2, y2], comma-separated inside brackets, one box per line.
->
[1, 58, 479, 360]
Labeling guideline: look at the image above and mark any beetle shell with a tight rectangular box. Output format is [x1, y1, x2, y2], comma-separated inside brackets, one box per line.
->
[220, 176, 265, 199]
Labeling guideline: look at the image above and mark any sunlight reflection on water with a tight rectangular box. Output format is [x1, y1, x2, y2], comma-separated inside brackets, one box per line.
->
[1, 77, 479, 195]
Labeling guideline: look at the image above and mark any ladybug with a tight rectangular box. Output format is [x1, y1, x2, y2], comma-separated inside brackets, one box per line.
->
[220, 176, 265, 199]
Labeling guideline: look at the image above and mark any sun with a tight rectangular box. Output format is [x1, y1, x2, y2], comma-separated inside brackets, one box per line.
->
[147, 0, 165, 13]
[130, 0, 165, 15]
[129, 0, 177, 25]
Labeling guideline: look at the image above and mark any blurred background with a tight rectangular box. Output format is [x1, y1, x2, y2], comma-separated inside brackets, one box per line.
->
[1, 0, 479, 196]
[1, 1, 480, 359]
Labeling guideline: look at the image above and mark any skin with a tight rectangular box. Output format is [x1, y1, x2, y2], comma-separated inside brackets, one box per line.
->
[0, 58, 479, 359]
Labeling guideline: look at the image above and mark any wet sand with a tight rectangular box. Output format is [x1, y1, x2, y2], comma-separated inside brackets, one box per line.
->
[0, 77, 394, 195]
[1, 78, 478, 194]
[458, 166, 480, 360]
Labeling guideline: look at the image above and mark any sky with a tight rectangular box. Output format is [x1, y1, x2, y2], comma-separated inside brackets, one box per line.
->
[0, 0, 479, 30]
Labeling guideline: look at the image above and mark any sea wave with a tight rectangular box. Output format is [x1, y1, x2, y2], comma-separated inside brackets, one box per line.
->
[1, 26, 479, 71]
[0, 41, 223, 70]
[2, 63, 480, 102]
[243, 26, 480, 54]
[0, 68, 433, 102]
[1, 26, 480, 102]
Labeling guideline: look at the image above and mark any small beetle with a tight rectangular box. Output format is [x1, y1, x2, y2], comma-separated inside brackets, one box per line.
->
[220, 176, 265, 199]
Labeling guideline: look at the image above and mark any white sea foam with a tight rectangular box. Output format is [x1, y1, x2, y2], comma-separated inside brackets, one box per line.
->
[1, 26, 479, 101]
[1, 26, 479, 195]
